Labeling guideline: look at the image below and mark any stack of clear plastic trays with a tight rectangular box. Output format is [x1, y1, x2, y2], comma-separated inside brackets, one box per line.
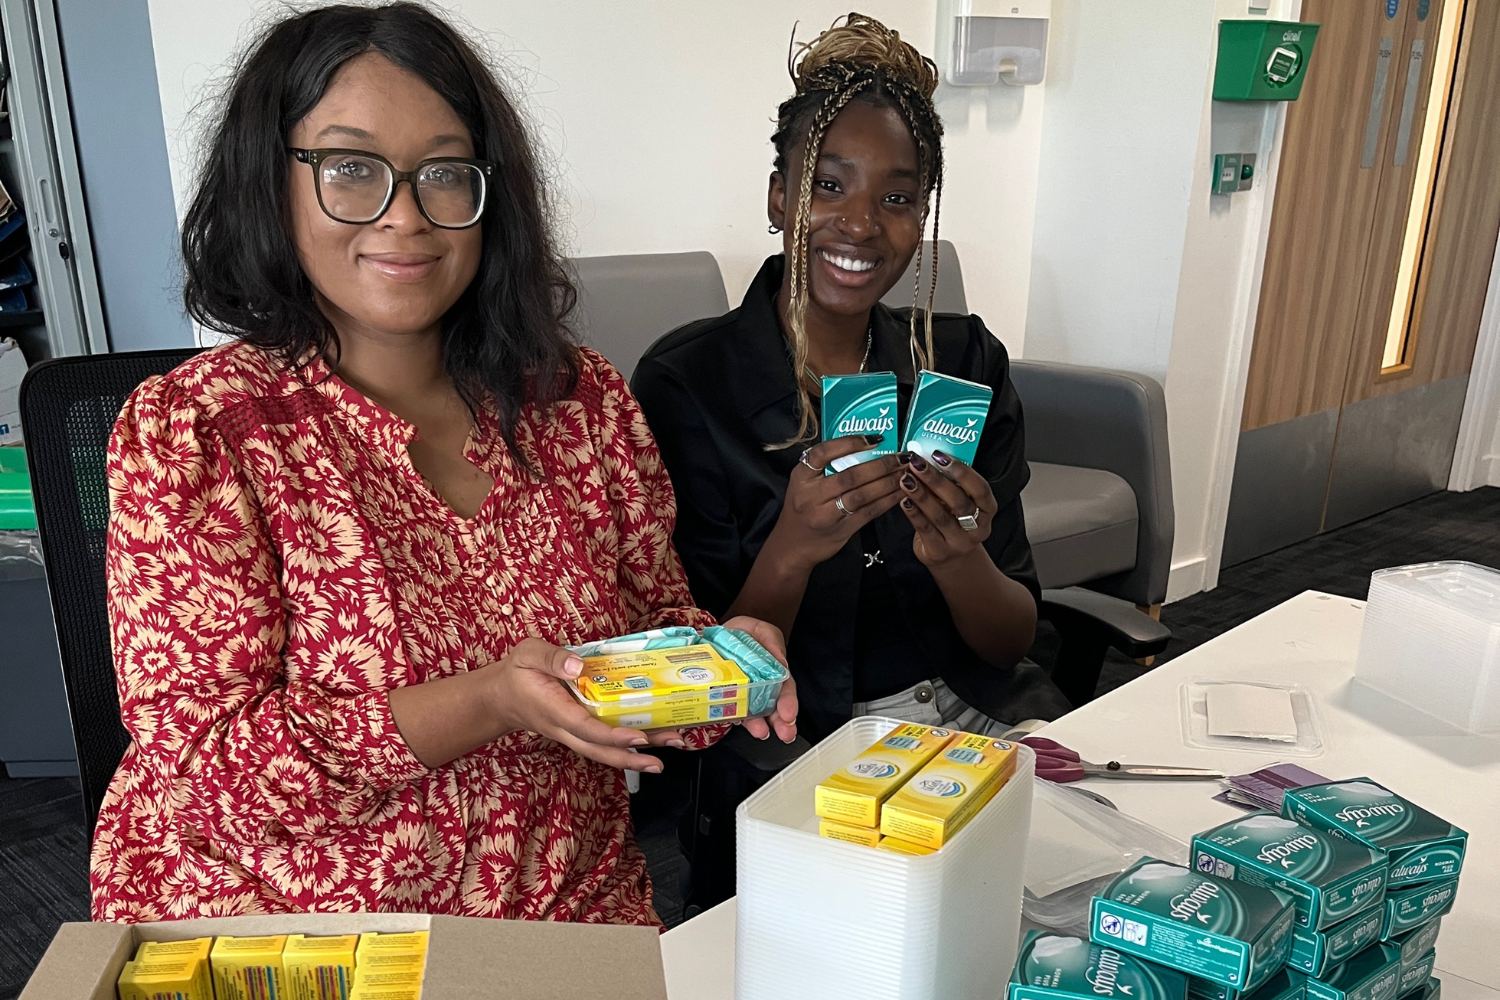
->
[735, 716, 1035, 1000]
[1356, 560, 1500, 734]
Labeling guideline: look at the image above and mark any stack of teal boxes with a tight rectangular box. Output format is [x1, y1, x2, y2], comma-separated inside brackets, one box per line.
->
[1009, 778, 1465, 1000]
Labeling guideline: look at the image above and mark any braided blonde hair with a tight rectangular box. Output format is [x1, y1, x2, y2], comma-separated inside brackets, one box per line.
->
[771, 12, 945, 448]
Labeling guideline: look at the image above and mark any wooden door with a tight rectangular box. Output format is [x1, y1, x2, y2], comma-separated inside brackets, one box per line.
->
[1224, 0, 1500, 563]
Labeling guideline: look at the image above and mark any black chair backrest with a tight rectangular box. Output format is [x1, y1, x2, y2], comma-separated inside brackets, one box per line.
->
[20, 348, 201, 831]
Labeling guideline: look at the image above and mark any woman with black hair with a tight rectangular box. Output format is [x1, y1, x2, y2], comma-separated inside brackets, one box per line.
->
[634, 14, 1068, 746]
[94, 2, 793, 924]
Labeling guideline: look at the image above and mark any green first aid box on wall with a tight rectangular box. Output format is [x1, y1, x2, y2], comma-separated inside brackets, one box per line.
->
[1214, 20, 1320, 101]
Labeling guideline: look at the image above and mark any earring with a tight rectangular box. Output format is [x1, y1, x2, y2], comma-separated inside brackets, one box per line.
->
[768, 223, 781, 234]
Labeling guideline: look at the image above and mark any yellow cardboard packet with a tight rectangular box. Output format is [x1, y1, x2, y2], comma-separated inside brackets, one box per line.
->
[877, 836, 937, 856]
[118, 954, 212, 1000]
[211, 934, 288, 1000]
[819, 817, 883, 847]
[880, 733, 1018, 849]
[814, 723, 956, 827]
[575, 645, 751, 728]
[355, 932, 429, 964]
[284, 933, 357, 1000]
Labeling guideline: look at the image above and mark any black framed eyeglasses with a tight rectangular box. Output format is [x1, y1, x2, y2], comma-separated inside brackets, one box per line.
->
[289, 147, 496, 229]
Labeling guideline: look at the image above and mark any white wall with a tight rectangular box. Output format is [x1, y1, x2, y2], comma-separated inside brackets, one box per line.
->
[144, 0, 1045, 350]
[1021, 0, 1297, 600]
[1023, 0, 1214, 379]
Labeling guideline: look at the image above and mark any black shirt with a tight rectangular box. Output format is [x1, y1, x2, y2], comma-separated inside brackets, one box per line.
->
[632, 255, 1045, 741]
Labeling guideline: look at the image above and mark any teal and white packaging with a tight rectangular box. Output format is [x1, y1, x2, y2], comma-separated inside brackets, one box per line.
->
[1379, 878, 1457, 940]
[900, 369, 992, 466]
[1009, 931, 1190, 1000]
[1292, 943, 1402, 1000]
[1189, 968, 1305, 1000]
[820, 372, 897, 474]
[1390, 920, 1440, 971]
[1396, 952, 1435, 998]
[1090, 858, 1296, 992]
[1281, 780, 1466, 888]
[1398, 980, 1438, 1000]
[1193, 813, 1388, 930]
[1289, 909, 1384, 978]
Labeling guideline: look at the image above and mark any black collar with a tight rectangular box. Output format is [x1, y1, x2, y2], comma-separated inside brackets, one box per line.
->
[731, 255, 921, 421]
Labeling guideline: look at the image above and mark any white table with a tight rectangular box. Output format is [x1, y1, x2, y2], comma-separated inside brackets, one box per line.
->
[660, 592, 1500, 1000]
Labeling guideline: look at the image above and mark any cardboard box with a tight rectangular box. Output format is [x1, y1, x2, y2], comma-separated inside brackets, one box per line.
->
[20, 913, 669, 999]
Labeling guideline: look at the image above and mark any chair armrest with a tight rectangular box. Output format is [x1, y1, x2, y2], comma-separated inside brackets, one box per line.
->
[1039, 587, 1171, 658]
[1010, 360, 1174, 606]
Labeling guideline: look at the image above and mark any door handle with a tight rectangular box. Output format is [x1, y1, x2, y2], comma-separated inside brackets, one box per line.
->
[1361, 36, 1396, 169]
[1394, 38, 1426, 166]
[37, 176, 63, 239]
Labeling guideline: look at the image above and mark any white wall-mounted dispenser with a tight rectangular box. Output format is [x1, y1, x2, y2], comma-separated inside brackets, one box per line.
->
[937, 0, 1051, 87]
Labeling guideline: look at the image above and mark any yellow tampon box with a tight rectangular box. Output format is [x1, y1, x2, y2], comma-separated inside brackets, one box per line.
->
[573, 645, 752, 729]
[819, 817, 884, 847]
[880, 734, 1020, 849]
[877, 836, 937, 856]
[210, 935, 288, 1000]
[814, 723, 956, 827]
[283, 934, 357, 1000]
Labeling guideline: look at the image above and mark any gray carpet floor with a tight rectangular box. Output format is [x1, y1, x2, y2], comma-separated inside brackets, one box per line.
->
[3, 486, 1497, 996]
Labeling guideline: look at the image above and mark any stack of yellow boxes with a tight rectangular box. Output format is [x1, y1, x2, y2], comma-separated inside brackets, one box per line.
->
[115, 930, 426, 1000]
[815, 724, 1020, 855]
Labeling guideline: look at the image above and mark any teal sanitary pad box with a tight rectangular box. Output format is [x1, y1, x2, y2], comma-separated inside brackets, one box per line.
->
[1289, 908, 1384, 978]
[1189, 968, 1305, 1000]
[1009, 931, 1190, 1000]
[1390, 920, 1440, 971]
[821, 372, 898, 474]
[1091, 858, 1295, 992]
[1292, 943, 1401, 1000]
[1380, 879, 1457, 940]
[1282, 780, 1466, 888]
[1396, 952, 1435, 998]
[1193, 813, 1388, 930]
[900, 369, 991, 466]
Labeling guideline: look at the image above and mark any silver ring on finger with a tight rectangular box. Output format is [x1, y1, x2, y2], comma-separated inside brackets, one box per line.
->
[799, 448, 820, 474]
[957, 508, 981, 532]
[835, 494, 853, 518]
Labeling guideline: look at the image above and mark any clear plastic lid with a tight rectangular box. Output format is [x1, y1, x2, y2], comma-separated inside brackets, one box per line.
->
[1022, 779, 1187, 937]
[1371, 561, 1500, 622]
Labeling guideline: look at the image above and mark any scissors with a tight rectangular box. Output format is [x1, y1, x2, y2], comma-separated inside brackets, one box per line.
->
[1020, 736, 1225, 783]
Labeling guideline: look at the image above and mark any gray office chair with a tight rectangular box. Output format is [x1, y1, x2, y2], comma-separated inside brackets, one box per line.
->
[885, 241, 1175, 615]
[568, 252, 730, 381]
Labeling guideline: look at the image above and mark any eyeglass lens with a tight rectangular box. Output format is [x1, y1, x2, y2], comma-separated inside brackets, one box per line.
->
[316, 153, 485, 227]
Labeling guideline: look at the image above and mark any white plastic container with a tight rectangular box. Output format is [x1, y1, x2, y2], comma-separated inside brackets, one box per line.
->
[735, 716, 1035, 1000]
[1355, 560, 1500, 733]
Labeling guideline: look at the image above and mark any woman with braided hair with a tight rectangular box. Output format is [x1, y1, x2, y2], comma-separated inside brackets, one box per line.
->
[635, 10, 1067, 912]
[635, 13, 1069, 754]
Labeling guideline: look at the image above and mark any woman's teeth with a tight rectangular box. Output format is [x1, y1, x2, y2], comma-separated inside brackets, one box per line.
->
[819, 250, 878, 273]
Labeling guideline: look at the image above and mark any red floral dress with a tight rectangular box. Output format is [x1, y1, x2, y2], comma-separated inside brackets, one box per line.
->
[92, 341, 719, 924]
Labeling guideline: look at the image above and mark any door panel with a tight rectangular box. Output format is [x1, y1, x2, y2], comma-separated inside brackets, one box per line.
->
[1241, 0, 1399, 431]
[1338, 0, 1448, 408]
[1226, 0, 1500, 565]
[1404, 0, 1500, 385]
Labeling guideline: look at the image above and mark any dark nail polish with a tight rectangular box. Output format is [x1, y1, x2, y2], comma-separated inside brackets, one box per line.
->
[932, 450, 952, 467]
[901, 497, 915, 510]
[909, 455, 928, 472]
[901, 474, 918, 491]
[897, 451, 914, 464]
[863, 434, 884, 445]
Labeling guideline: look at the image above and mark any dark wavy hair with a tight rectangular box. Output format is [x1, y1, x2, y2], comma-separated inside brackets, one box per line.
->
[182, 2, 578, 459]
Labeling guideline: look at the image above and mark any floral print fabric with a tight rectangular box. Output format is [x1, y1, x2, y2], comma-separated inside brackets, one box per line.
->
[92, 341, 716, 924]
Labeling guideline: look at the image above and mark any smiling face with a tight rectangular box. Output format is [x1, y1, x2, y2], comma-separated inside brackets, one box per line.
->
[287, 51, 482, 346]
[769, 98, 926, 324]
